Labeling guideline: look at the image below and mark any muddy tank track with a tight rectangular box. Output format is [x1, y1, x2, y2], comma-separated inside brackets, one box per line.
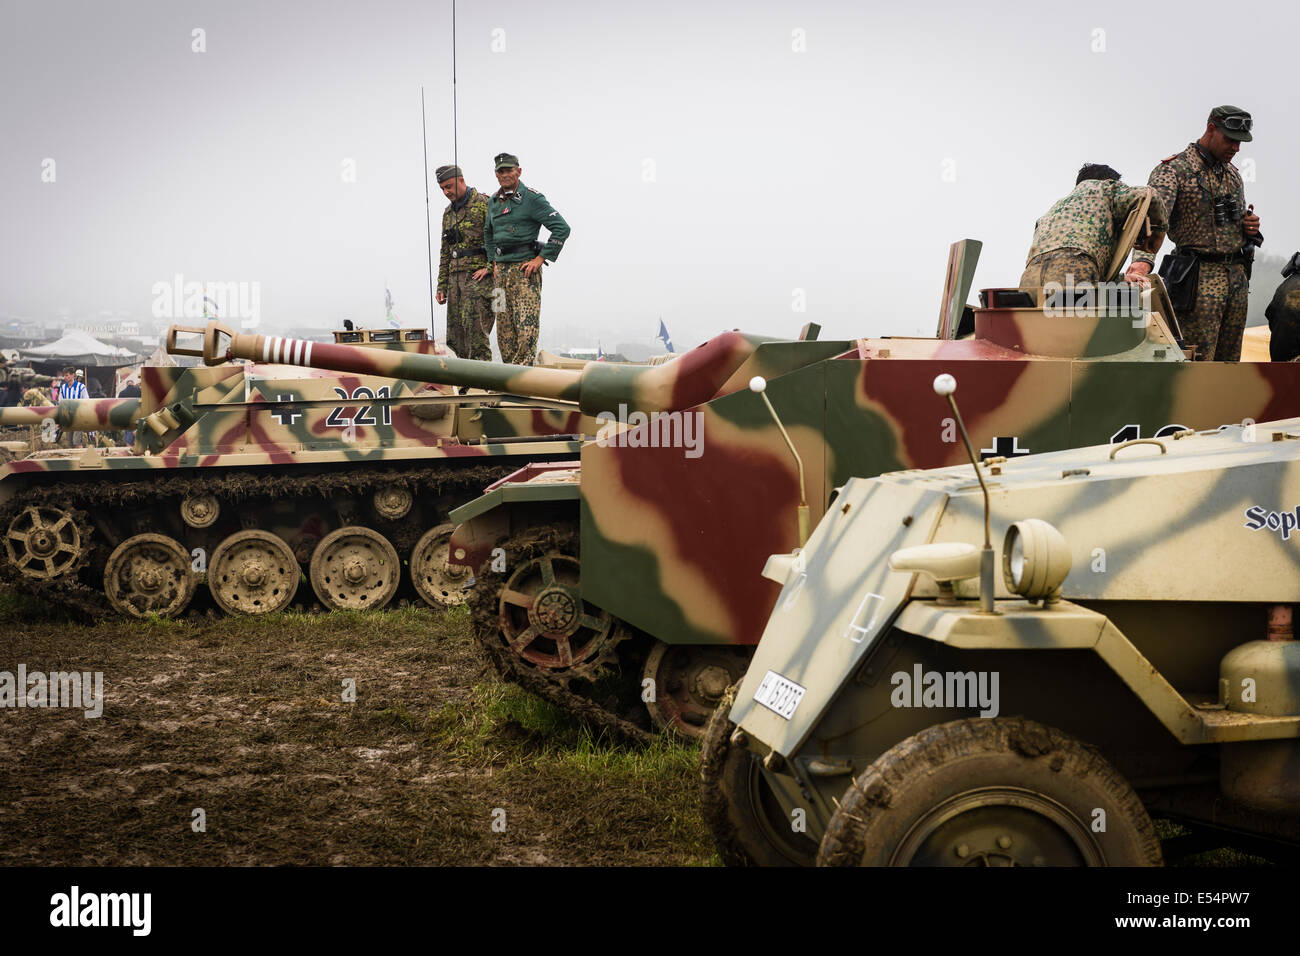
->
[466, 523, 659, 745]
[0, 461, 516, 620]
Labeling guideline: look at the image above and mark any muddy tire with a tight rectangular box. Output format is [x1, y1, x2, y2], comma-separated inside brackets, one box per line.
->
[817, 717, 1163, 867]
[699, 684, 818, 867]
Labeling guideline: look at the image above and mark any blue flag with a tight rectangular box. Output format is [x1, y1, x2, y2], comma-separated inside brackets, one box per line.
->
[657, 319, 674, 353]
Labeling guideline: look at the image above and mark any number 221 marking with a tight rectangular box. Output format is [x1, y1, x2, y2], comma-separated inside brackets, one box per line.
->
[325, 386, 391, 427]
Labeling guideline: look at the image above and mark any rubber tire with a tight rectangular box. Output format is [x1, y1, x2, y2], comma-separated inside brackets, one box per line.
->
[817, 717, 1163, 867]
[699, 684, 819, 867]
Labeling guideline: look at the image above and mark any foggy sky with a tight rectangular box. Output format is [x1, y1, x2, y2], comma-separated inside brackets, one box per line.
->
[3, 0, 1298, 350]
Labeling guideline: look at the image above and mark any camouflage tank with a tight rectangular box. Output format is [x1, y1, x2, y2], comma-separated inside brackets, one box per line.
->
[173, 242, 1300, 741]
[0, 326, 589, 619]
[701, 375, 1300, 866]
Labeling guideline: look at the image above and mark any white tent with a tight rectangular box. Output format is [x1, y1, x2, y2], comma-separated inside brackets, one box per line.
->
[22, 329, 137, 366]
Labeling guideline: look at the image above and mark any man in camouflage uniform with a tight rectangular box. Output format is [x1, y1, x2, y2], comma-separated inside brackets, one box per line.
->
[1147, 106, 1263, 361]
[434, 165, 494, 360]
[484, 152, 571, 366]
[1020, 163, 1168, 294]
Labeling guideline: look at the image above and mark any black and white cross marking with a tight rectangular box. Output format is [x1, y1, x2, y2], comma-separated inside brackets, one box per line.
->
[272, 394, 302, 426]
[979, 436, 1031, 461]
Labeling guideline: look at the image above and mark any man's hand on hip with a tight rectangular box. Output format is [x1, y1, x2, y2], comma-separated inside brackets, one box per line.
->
[521, 256, 545, 277]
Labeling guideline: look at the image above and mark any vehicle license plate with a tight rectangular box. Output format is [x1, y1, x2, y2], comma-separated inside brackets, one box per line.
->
[752, 670, 806, 720]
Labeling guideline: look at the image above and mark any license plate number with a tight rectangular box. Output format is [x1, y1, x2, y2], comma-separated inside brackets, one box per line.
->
[753, 670, 806, 720]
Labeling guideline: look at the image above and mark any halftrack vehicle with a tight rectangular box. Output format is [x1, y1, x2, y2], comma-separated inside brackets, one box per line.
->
[702, 376, 1300, 866]
[176, 242, 1300, 740]
[0, 327, 587, 618]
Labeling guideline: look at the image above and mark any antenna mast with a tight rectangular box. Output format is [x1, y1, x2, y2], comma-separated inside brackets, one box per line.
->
[421, 86, 436, 339]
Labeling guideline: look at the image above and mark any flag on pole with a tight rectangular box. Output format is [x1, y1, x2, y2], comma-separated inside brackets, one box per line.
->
[385, 283, 400, 328]
[656, 318, 674, 353]
[597, 342, 606, 362]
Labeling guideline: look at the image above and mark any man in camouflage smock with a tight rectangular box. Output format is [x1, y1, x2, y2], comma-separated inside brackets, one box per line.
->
[484, 153, 571, 366]
[1020, 163, 1168, 293]
[434, 165, 494, 361]
[1147, 106, 1263, 361]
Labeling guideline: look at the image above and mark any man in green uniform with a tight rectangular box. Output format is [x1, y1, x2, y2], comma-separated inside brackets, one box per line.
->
[1147, 106, 1263, 361]
[1020, 163, 1168, 294]
[484, 153, 571, 366]
[434, 164, 493, 360]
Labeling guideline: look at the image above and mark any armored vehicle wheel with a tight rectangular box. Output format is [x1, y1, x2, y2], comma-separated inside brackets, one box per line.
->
[103, 533, 197, 618]
[310, 526, 401, 610]
[817, 718, 1163, 867]
[643, 641, 752, 738]
[497, 545, 613, 673]
[209, 530, 300, 615]
[466, 524, 649, 743]
[699, 684, 818, 867]
[6, 505, 85, 580]
[373, 485, 413, 520]
[180, 494, 220, 529]
[410, 523, 473, 607]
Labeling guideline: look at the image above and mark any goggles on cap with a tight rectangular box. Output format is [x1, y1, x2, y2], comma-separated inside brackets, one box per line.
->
[1218, 114, 1252, 132]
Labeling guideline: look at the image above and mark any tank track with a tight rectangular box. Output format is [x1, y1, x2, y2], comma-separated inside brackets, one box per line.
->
[0, 461, 515, 620]
[466, 522, 659, 745]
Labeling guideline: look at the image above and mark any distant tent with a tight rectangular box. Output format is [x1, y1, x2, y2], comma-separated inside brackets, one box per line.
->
[21, 329, 137, 366]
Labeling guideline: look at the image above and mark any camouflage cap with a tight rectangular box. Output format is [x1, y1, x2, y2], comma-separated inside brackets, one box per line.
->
[435, 164, 463, 183]
[1210, 105, 1253, 142]
[494, 152, 520, 170]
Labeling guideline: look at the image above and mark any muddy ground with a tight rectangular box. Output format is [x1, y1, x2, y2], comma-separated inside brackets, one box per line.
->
[0, 592, 1274, 867]
[0, 596, 713, 866]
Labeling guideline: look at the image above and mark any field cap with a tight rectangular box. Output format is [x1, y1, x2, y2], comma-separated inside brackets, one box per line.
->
[1210, 105, 1253, 142]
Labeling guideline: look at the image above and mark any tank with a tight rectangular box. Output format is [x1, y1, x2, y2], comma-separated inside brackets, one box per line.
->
[702, 376, 1300, 866]
[0, 326, 591, 618]
[170, 241, 1300, 741]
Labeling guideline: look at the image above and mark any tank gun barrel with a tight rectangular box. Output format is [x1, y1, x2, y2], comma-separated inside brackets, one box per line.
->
[1, 369, 54, 387]
[167, 321, 766, 416]
[0, 399, 140, 431]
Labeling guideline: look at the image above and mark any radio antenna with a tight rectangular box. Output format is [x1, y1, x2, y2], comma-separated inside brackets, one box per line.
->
[421, 85, 436, 339]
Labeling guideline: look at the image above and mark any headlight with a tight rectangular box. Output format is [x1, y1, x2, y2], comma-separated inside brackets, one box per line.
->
[1002, 519, 1071, 602]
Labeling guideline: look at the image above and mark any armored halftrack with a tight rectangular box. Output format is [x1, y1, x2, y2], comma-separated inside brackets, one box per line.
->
[703, 375, 1300, 866]
[0, 326, 587, 618]
[175, 243, 1300, 741]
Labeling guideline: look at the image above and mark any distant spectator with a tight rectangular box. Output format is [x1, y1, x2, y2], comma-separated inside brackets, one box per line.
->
[58, 367, 88, 400]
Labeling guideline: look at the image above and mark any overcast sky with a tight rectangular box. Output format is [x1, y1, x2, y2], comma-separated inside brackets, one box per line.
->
[2, 0, 1297, 351]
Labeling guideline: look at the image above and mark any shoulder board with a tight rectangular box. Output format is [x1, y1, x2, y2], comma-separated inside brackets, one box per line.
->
[1160, 154, 1179, 163]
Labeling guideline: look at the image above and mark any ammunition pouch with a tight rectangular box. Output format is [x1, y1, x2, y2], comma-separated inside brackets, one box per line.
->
[1158, 251, 1201, 315]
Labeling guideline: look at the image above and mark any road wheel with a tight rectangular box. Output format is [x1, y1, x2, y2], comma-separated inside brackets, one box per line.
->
[643, 640, 751, 739]
[817, 717, 1163, 867]
[310, 526, 400, 610]
[699, 684, 818, 867]
[410, 523, 473, 607]
[6, 505, 85, 580]
[209, 530, 300, 615]
[103, 533, 196, 618]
